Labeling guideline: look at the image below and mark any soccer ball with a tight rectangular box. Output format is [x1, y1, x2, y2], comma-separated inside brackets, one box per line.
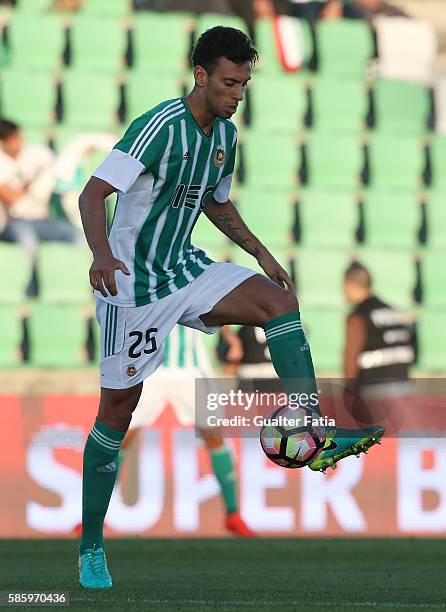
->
[259, 404, 326, 468]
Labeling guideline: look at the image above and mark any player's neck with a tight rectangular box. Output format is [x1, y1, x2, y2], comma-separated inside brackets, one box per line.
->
[185, 91, 215, 136]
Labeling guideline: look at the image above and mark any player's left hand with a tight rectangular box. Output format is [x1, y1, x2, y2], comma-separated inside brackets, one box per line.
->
[257, 251, 296, 293]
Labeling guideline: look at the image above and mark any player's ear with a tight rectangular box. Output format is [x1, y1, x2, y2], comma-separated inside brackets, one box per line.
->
[193, 65, 208, 88]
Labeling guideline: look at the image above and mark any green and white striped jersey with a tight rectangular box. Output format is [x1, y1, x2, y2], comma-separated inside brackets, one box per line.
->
[162, 325, 213, 374]
[93, 97, 237, 307]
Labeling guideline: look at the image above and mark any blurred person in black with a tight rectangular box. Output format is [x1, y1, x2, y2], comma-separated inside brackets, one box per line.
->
[218, 325, 276, 379]
[343, 262, 415, 429]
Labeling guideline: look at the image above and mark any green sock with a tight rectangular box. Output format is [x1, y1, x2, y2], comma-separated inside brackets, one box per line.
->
[80, 418, 125, 554]
[210, 445, 237, 515]
[263, 311, 320, 415]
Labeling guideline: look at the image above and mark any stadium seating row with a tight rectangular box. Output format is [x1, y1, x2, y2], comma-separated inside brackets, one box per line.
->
[0, 13, 375, 78]
[236, 134, 445, 192]
[227, 247, 445, 310]
[0, 69, 436, 137]
[229, 190, 445, 250]
[0, 13, 190, 74]
[2, 0, 132, 16]
[0, 243, 444, 310]
[0, 302, 443, 372]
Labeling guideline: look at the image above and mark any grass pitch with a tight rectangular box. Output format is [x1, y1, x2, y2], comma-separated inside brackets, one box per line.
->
[0, 539, 445, 611]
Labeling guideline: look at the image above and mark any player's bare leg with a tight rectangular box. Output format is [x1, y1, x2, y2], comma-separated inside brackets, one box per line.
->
[200, 274, 298, 328]
[79, 383, 142, 589]
[199, 429, 256, 537]
[201, 274, 384, 471]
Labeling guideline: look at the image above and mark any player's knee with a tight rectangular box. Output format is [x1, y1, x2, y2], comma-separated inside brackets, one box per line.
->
[259, 290, 299, 325]
[98, 383, 142, 432]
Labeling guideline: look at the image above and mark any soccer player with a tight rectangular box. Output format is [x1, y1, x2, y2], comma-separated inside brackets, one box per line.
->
[119, 324, 255, 538]
[78, 26, 383, 588]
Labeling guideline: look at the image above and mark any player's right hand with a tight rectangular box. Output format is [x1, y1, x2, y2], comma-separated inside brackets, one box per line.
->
[89, 254, 130, 297]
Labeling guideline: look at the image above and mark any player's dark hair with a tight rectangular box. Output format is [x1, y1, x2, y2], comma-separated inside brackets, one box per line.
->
[0, 118, 19, 140]
[192, 26, 258, 74]
[345, 262, 372, 289]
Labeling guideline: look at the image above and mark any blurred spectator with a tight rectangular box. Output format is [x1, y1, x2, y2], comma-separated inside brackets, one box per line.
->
[52, 0, 83, 10]
[54, 132, 118, 227]
[218, 324, 276, 379]
[265, 0, 408, 22]
[343, 262, 415, 395]
[0, 119, 82, 296]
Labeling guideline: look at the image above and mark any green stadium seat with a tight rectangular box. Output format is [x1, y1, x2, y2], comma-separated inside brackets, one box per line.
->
[427, 192, 446, 248]
[0, 306, 23, 367]
[367, 135, 424, 192]
[229, 246, 293, 278]
[251, 72, 305, 133]
[243, 132, 298, 190]
[62, 71, 119, 129]
[373, 79, 431, 135]
[355, 249, 416, 309]
[38, 243, 92, 304]
[298, 190, 358, 248]
[81, 151, 111, 186]
[133, 13, 191, 75]
[294, 248, 349, 307]
[363, 192, 420, 249]
[53, 125, 119, 152]
[0, 244, 29, 304]
[228, 248, 263, 275]
[421, 250, 446, 307]
[255, 18, 280, 73]
[0, 69, 56, 126]
[430, 135, 446, 192]
[0, 29, 6, 67]
[302, 307, 344, 372]
[125, 72, 182, 121]
[80, 0, 131, 17]
[14, 0, 51, 11]
[22, 127, 51, 147]
[237, 190, 294, 247]
[28, 304, 88, 367]
[302, 134, 363, 191]
[70, 16, 127, 72]
[196, 13, 246, 34]
[192, 215, 228, 251]
[8, 14, 66, 70]
[316, 19, 373, 78]
[417, 309, 446, 372]
[309, 78, 368, 134]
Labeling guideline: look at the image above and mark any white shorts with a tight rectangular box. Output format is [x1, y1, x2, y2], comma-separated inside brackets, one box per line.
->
[129, 367, 214, 429]
[96, 262, 257, 389]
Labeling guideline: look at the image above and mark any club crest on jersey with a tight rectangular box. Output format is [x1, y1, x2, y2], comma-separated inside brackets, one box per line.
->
[214, 145, 226, 168]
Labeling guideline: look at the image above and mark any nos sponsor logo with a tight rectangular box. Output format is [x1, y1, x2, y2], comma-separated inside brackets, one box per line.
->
[170, 184, 215, 210]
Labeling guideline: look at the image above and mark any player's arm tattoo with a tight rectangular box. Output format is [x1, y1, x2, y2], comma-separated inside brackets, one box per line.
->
[215, 212, 263, 261]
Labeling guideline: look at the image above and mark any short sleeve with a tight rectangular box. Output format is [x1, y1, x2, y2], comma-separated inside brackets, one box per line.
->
[92, 113, 170, 194]
[213, 129, 237, 204]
